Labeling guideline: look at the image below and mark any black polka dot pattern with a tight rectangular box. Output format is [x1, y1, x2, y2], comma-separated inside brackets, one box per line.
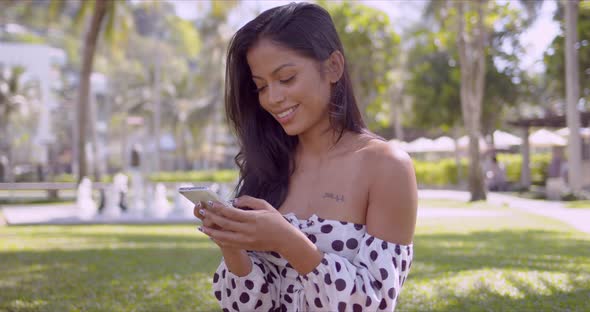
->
[335, 279, 347, 291]
[314, 297, 323, 308]
[239, 292, 250, 304]
[210, 214, 413, 312]
[346, 238, 359, 249]
[332, 240, 344, 251]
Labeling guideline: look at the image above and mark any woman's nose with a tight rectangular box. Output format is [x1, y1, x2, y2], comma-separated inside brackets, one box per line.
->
[268, 84, 285, 105]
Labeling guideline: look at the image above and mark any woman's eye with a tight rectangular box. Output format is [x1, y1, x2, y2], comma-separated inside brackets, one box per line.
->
[255, 85, 267, 93]
[280, 76, 295, 84]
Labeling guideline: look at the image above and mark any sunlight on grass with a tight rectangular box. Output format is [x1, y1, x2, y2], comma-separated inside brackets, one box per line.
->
[1, 200, 589, 311]
[418, 198, 505, 209]
[565, 200, 590, 209]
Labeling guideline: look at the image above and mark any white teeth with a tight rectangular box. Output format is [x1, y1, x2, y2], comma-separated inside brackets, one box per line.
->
[277, 106, 296, 118]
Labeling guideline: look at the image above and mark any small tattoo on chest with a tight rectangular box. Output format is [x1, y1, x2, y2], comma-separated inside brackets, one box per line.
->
[323, 192, 344, 202]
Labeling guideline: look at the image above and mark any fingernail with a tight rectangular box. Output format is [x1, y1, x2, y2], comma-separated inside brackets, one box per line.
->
[207, 200, 213, 207]
[199, 209, 205, 216]
[197, 226, 203, 232]
[231, 198, 238, 205]
[196, 202, 201, 208]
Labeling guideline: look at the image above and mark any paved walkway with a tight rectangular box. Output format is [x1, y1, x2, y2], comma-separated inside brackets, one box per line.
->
[1, 190, 589, 232]
[419, 190, 590, 234]
[0, 203, 197, 225]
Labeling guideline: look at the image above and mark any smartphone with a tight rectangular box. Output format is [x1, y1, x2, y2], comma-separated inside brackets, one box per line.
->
[178, 186, 232, 208]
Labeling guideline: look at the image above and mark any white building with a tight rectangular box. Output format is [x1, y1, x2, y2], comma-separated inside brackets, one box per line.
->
[0, 43, 66, 164]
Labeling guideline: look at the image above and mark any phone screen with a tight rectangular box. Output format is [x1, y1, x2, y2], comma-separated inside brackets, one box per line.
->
[178, 187, 231, 208]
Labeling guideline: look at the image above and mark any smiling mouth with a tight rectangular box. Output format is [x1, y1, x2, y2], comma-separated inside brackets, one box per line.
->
[273, 105, 300, 124]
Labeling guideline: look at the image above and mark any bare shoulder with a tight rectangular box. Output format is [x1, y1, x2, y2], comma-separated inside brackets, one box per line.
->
[360, 138, 417, 244]
[360, 138, 414, 171]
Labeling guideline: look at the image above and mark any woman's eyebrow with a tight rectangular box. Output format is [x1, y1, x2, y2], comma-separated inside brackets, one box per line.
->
[252, 63, 296, 80]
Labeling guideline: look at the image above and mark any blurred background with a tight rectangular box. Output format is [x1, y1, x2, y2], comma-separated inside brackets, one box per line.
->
[0, 0, 588, 201]
[1, 2, 590, 311]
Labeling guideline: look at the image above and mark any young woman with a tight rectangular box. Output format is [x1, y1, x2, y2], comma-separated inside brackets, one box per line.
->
[194, 3, 417, 311]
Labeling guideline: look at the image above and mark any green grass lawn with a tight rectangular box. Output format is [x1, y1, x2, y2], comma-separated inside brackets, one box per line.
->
[565, 200, 590, 209]
[1, 200, 589, 311]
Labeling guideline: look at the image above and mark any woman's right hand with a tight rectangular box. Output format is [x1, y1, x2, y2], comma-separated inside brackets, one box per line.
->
[194, 201, 252, 276]
[194, 201, 243, 252]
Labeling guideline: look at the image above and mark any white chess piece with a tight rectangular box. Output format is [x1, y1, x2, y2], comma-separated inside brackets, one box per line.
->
[173, 183, 196, 217]
[113, 173, 129, 213]
[129, 169, 145, 217]
[151, 183, 171, 218]
[77, 177, 97, 220]
[102, 184, 121, 218]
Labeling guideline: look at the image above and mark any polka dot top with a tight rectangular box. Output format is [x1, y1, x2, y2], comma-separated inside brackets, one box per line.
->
[212, 213, 413, 311]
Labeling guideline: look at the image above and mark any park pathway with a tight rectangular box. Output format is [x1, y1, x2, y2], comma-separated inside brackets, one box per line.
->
[419, 190, 590, 234]
[1, 190, 589, 233]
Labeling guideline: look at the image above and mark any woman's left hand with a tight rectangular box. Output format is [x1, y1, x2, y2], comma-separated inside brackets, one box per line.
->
[199, 195, 293, 252]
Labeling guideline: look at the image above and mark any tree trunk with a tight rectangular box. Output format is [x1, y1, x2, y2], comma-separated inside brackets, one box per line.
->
[175, 115, 188, 170]
[391, 84, 404, 141]
[0, 122, 12, 183]
[564, 0, 583, 192]
[89, 81, 101, 182]
[153, 44, 161, 173]
[77, 0, 107, 183]
[453, 126, 463, 187]
[457, 0, 487, 201]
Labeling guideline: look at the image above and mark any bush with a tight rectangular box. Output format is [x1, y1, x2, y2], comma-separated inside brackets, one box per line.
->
[53, 174, 114, 183]
[53, 170, 240, 184]
[497, 153, 551, 185]
[53, 173, 76, 182]
[148, 170, 239, 183]
[413, 158, 468, 186]
[413, 153, 551, 187]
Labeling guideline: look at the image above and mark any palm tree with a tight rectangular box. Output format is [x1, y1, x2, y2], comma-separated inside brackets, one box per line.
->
[50, 0, 131, 182]
[564, 0, 583, 192]
[423, 0, 546, 201]
[455, 0, 488, 201]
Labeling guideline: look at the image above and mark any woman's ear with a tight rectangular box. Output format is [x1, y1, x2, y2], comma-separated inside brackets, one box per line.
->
[325, 50, 345, 83]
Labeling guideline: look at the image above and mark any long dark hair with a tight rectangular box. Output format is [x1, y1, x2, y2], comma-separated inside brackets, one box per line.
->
[225, 2, 366, 208]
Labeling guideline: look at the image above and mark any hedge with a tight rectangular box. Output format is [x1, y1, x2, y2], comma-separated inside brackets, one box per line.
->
[51, 154, 550, 187]
[53, 170, 238, 184]
[413, 153, 551, 186]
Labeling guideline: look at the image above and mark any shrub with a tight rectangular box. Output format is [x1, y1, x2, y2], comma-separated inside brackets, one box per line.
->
[52, 170, 239, 184]
[148, 170, 238, 183]
[413, 158, 468, 186]
[413, 153, 551, 187]
[498, 153, 551, 185]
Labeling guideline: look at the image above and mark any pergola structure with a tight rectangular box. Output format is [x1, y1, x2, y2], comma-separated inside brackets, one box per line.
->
[508, 111, 590, 189]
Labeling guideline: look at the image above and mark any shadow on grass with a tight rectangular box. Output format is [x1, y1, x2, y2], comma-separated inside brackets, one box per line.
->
[397, 229, 590, 311]
[412, 229, 590, 278]
[0, 231, 222, 311]
[427, 282, 590, 312]
[2, 227, 589, 311]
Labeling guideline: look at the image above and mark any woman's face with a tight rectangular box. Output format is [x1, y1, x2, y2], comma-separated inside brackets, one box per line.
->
[247, 38, 332, 136]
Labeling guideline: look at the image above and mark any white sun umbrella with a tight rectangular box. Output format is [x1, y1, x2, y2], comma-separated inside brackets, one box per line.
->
[457, 135, 487, 150]
[492, 130, 522, 149]
[556, 127, 569, 137]
[431, 136, 456, 152]
[406, 137, 435, 153]
[556, 127, 590, 138]
[388, 139, 408, 151]
[529, 129, 567, 147]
